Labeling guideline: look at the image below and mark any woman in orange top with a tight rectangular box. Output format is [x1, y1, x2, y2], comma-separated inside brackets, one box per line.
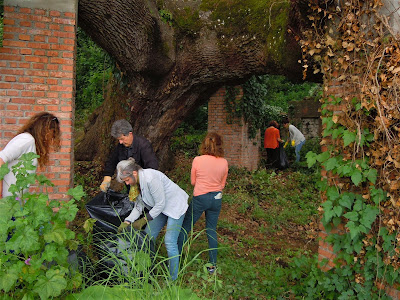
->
[178, 132, 229, 274]
[264, 120, 283, 169]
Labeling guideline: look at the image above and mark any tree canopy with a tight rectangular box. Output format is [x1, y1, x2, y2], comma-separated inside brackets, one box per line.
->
[75, 0, 314, 169]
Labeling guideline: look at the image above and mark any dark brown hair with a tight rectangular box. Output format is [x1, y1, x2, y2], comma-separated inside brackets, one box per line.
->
[18, 112, 61, 167]
[269, 120, 279, 128]
[200, 132, 224, 157]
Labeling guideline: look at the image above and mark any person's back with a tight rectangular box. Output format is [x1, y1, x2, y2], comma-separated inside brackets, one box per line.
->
[191, 154, 228, 196]
[264, 126, 280, 149]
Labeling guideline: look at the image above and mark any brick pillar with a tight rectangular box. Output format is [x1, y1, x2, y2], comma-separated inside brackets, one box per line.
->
[321, 80, 400, 298]
[208, 87, 260, 171]
[0, 0, 77, 200]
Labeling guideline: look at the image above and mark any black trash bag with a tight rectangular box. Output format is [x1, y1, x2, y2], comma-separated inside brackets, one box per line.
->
[85, 189, 134, 233]
[93, 228, 155, 280]
[279, 143, 290, 169]
[85, 190, 155, 282]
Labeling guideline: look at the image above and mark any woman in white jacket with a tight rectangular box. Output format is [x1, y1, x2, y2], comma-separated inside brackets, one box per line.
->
[116, 158, 188, 281]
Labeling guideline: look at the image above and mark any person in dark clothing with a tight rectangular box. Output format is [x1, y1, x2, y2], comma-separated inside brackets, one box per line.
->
[100, 119, 158, 193]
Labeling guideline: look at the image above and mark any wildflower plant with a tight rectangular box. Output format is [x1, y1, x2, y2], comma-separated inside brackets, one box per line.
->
[0, 152, 84, 299]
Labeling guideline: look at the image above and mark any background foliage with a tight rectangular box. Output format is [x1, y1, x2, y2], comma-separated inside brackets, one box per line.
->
[224, 75, 321, 140]
[75, 28, 113, 123]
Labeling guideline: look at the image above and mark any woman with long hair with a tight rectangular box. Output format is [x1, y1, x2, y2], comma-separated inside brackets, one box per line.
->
[178, 132, 229, 274]
[0, 112, 61, 197]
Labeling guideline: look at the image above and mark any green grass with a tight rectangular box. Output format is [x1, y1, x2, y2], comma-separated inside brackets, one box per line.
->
[72, 150, 320, 299]
[166, 160, 320, 299]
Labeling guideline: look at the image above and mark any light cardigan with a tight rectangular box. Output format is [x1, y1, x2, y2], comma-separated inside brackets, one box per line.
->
[125, 168, 189, 223]
[0, 133, 37, 197]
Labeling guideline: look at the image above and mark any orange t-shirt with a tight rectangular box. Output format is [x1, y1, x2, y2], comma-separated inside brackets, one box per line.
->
[191, 155, 229, 197]
[264, 127, 280, 149]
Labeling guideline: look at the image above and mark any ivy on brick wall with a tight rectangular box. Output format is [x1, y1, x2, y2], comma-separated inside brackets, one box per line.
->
[224, 75, 319, 139]
[298, 0, 400, 297]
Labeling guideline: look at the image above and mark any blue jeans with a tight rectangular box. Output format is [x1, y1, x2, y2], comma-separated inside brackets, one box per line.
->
[295, 140, 306, 162]
[178, 192, 222, 266]
[144, 213, 184, 281]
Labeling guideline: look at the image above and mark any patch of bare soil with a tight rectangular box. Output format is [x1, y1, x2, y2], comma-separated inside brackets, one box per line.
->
[218, 201, 319, 266]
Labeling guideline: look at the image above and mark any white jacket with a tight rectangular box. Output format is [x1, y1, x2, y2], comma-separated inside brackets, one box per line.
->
[125, 168, 189, 223]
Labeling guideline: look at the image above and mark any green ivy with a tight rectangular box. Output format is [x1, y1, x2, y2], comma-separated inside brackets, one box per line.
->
[298, 95, 395, 298]
[224, 75, 319, 139]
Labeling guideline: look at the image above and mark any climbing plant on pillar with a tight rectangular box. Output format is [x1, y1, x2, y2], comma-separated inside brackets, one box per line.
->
[224, 77, 285, 139]
[299, 0, 400, 297]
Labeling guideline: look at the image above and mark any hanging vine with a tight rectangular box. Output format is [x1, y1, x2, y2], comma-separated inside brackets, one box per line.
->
[300, 0, 400, 296]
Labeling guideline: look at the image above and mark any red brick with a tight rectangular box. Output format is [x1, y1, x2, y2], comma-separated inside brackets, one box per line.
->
[33, 91, 45, 97]
[49, 24, 61, 30]
[20, 48, 32, 55]
[21, 91, 34, 97]
[18, 77, 31, 83]
[64, 12, 76, 19]
[6, 90, 19, 96]
[35, 22, 46, 29]
[0, 83, 12, 89]
[50, 11, 61, 17]
[32, 77, 45, 84]
[34, 35, 46, 42]
[27, 42, 50, 49]
[20, 7, 32, 14]
[30, 15, 51, 23]
[20, 21, 32, 27]
[19, 34, 31, 41]
[0, 54, 22, 61]
[25, 56, 48, 63]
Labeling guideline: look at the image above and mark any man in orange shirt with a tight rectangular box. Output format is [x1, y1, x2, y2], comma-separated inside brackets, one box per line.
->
[264, 120, 283, 169]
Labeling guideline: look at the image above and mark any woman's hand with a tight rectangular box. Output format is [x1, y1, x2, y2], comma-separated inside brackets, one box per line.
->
[117, 221, 131, 232]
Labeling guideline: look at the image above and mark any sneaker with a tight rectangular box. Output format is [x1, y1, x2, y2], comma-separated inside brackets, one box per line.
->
[207, 266, 216, 274]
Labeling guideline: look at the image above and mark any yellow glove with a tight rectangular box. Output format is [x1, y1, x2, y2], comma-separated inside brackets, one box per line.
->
[291, 140, 295, 147]
[284, 141, 289, 148]
[118, 222, 130, 233]
[132, 218, 147, 230]
[100, 176, 111, 192]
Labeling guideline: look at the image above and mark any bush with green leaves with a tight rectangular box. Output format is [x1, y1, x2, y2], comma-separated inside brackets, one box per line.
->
[76, 27, 113, 113]
[0, 152, 85, 299]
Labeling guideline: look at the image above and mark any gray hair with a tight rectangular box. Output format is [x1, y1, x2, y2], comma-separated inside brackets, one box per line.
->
[116, 157, 142, 182]
[111, 119, 133, 138]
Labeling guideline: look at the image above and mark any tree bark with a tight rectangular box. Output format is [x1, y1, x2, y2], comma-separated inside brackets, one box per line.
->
[75, 0, 313, 170]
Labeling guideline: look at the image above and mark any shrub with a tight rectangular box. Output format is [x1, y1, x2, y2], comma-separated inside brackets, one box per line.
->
[0, 153, 85, 299]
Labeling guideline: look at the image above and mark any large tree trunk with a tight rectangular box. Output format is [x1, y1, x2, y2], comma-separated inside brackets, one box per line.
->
[75, 0, 311, 170]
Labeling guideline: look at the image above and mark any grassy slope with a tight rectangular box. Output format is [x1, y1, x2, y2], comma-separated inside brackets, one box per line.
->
[165, 152, 320, 299]
[72, 148, 321, 299]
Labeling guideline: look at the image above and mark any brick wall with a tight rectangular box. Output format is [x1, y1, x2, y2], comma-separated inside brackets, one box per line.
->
[0, 0, 77, 200]
[208, 87, 260, 171]
[289, 99, 321, 140]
